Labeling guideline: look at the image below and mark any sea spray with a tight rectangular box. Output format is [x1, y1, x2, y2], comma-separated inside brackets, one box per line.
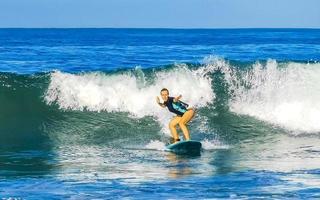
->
[227, 60, 320, 133]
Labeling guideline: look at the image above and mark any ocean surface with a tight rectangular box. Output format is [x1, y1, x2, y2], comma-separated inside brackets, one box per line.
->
[0, 28, 320, 199]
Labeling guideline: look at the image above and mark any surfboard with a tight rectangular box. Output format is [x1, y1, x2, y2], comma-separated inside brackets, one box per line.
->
[166, 140, 202, 155]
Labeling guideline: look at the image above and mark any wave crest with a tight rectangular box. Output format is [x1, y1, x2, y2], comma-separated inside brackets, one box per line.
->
[228, 60, 320, 133]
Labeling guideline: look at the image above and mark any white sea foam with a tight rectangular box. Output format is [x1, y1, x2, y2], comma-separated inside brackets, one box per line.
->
[201, 138, 230, 150]
[145, 140, 166, 151]
[45, 65, 215, 136]
[228, 60, 320, 133]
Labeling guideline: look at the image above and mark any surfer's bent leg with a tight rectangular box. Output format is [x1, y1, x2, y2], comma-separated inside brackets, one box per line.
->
[179, 108, 195, 140]
[169, 116, 181, 142]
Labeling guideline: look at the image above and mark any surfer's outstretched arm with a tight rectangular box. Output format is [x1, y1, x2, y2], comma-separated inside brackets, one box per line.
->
[173, 95, 182, 102]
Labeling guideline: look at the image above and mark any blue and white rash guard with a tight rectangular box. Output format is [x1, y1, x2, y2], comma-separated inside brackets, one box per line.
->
[164, 97, 189, 116]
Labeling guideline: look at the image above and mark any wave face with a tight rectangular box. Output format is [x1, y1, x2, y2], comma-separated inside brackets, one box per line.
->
[44, 59, 320, 134]
[1, 58, 319, 149]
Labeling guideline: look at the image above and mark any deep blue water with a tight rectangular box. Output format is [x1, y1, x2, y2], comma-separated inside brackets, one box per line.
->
[0, 29, 319, 73]
[0, 29, 320, 199]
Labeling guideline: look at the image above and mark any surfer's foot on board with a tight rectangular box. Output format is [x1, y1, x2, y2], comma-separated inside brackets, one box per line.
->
[170, 137, 181, 144]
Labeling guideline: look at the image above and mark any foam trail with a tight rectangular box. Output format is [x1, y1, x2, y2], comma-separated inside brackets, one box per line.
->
[228, 60, 320, 134]
[45, 65, 215, 136]
[145, 140, 166, 151]
[201, 139, 230, 150]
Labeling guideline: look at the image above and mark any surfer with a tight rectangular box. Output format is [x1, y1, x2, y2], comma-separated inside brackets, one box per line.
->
[156, 88, 195, 143]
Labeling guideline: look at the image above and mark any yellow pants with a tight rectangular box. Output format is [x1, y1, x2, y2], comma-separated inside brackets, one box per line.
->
[169, 108, 195, 141]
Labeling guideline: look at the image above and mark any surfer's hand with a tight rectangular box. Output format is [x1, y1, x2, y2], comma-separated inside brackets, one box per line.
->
[174, 95, 182, 102]
[156, 96, 165, 107]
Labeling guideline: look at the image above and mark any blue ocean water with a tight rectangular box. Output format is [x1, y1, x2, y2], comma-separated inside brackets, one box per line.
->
[0, 28, 319, 73]
[0, 29, 320, 199]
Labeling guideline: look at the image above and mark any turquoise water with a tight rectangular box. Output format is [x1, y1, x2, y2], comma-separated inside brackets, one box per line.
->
[0, 29, 320, 199]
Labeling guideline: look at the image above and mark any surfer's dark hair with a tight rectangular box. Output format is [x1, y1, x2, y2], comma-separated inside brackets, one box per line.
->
[160, 88, 169, 94]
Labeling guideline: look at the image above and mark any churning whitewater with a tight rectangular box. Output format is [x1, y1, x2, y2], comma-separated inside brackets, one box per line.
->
[44, 59, 320, 134]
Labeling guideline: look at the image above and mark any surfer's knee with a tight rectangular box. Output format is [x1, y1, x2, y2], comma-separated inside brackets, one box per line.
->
[169, 121, 177, 129]
[187, 108, 195, 116]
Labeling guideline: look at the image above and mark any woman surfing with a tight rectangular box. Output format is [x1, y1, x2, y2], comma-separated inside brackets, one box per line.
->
[156, 88, 195, 143]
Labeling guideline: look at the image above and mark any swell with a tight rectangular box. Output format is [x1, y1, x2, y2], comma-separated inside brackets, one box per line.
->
[1, 59, 320, 149]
